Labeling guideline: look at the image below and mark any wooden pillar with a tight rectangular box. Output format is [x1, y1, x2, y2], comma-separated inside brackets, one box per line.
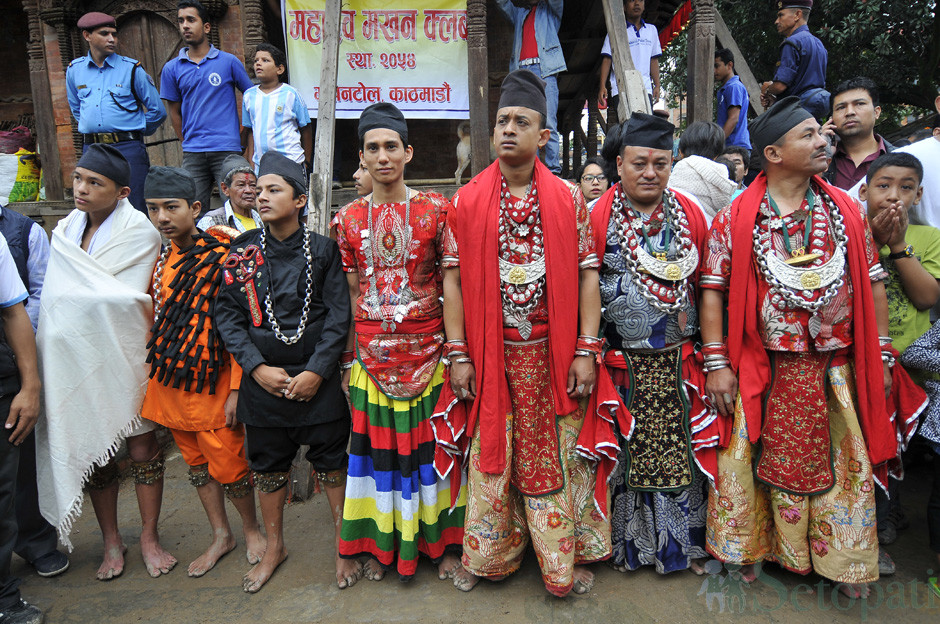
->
[687, 0, 716, 124]
[308, 0, 340, 235]
[23, 0, 62, 200]
[562, 129, 570, 179]
[600, 0, 651, 121]
[587, 102, 598, 159]
[572, 124, 582, 178]
[466, 0, 489, 175]
[239, 0, 266, 68]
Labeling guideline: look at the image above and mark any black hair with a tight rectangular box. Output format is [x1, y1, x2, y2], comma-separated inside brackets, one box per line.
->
[721, 146, 751, 172]
[713, 156, 737, 182]
[256, 43, 287, 81]
[576, 157, 607, 181]
[866, 152, 924, 185]
[601, 124, 624, 184]
[715, 48, 734, 67]
[678, 121, 725, 160]
[177, 0, 209, 24]
[831, 77, 880, 110]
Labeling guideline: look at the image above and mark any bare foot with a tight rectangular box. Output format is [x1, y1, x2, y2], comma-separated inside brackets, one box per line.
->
[244, 527, 266, 565]
[141, 535, 178, 578]
[572, 566, 595, 595]
[739, 564, 758, 583]
[838, 583, 871, 599]
[606, 559, 627, 573]
[363, 558, 386, 582]
[243, 547, 287, 593]
[453, 564, 480, 592]
[690, 558, 708, 575]
[336, 557, 363, 589]
[96, 542, 128, 581]
[437, 553, 461, 580]
[187, 530, 236, 577]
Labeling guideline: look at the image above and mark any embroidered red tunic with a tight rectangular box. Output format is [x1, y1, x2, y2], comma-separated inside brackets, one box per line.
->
[334, 191, 450, 399]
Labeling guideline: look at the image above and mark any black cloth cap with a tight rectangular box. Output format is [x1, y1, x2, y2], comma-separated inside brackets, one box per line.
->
[777, 0, 812, 9]
[76, 143, 130, 187]
[620, 112, 675, 152]
[497, 70, 547, 118]
[749, 95, 814, 153]
[144, 166, 197, 202]
[258, 151, 307, 196]
[358, 102, 408, 145]
[77, 12, 116, 31]
[221, 154, 254, 182]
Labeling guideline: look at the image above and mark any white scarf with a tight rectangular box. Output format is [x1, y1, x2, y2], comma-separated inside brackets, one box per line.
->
[34, 200, 161, 549]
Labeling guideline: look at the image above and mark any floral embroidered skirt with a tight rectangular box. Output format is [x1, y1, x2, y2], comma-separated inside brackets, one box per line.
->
[705, 362, 879, 583]
[339, 362, 467, 580]
[462, 340, 611, 597]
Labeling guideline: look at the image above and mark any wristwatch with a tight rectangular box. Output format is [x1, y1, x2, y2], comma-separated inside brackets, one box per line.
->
[887, 244, 915, 260]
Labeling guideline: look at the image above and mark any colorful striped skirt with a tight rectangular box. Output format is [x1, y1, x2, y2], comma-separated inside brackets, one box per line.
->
[339, 361, 467, 580]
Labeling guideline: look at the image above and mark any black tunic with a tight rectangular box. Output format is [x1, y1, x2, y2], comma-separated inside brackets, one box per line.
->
[216, 226, 350, 427]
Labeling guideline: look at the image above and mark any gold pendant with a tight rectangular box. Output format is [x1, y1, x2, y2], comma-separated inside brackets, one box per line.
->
[800, 271, 822, 289]
[508, 266, 527, 285]
[785, 252, 823, 266]
[665, 263, 682, 281]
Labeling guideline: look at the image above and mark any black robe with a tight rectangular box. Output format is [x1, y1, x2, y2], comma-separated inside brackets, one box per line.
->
[216, 226, 350, 427]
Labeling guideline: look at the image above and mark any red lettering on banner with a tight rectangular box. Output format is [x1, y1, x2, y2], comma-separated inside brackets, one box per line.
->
[361, 10, 418, 43]
[312, 82, 382, 103]
[388, 82, 452, 104]
[423, 10, 467, 43]
[288, 10, 324, 44]
[346, 52, 373, 70]
[341, 10, 356, 41]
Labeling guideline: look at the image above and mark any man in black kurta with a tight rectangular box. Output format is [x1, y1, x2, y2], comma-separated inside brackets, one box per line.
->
[215, 151, 355, 592]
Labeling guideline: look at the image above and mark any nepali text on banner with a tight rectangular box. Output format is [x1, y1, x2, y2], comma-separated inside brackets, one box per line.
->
[282, 0, 469, 120]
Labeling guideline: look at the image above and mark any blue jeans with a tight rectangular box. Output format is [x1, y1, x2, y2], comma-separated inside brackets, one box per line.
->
[519, 64, 560, 174]
[83, 139, 150, 214]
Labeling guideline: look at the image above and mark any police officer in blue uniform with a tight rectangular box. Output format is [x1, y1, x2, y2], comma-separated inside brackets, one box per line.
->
[66, 12, 166, 213]
[760, 0, 829, 120]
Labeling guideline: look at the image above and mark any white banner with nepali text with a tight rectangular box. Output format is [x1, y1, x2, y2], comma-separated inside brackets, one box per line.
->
[282, 0, 469, 119]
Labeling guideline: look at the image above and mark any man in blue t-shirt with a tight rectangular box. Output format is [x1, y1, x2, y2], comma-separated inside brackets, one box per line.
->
[160, 0, 253, 214]
[714, 48, 751, 150]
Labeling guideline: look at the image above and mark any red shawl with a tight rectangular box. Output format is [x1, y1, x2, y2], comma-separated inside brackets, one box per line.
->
[447, 159, 579, 474]
[727, 173, 895, 467]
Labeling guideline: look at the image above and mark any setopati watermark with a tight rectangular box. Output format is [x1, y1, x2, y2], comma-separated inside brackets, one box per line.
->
[696, 560, 940, 619]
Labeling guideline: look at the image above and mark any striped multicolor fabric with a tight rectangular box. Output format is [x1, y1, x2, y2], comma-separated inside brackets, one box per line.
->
[339, 361, 466, 579]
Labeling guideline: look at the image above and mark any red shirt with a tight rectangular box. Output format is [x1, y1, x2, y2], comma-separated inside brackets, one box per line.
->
[519, 8, 538, 60]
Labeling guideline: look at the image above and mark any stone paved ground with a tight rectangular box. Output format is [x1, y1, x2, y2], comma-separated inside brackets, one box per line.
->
[16, 445, 940, 623]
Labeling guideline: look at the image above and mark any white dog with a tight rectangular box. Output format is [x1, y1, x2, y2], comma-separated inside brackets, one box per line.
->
[455, 121, 471, 185]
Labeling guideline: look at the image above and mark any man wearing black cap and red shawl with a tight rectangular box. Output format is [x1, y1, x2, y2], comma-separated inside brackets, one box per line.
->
[431, 69, 627, 597]
[333, 102, 466, 586]
[699, 96, 898, 598]
[589, 113, 720, 576]
[760, 1, 829, 120]
[33, 144, 176, 581]
[215, 151, 352, 593]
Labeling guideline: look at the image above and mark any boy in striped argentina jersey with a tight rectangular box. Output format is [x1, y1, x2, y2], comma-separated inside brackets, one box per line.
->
[242, 43, 312, 173]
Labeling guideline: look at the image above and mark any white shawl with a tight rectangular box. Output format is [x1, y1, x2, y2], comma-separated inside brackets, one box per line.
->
[35, 200, 161, 548]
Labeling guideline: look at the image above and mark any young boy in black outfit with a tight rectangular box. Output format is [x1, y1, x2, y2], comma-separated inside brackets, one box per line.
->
[216, 151, 359, 592]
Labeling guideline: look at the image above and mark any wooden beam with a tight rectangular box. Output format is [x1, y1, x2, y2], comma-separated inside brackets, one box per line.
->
[687, 0, 716, 124]
[714, 10, 765, 115]
[467, 0, 489, 176]
[308, 0, 341, 235]
[600, 0, 651, 120]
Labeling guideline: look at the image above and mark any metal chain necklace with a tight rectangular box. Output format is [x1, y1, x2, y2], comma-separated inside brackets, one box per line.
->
[498, 175, 543, 339]
[260, 224, 315, 345]
[151, 245, 172, 323]
[611, 185, 695, 314]
[752, 188, 847, 336]
[365, 187, 412, 331]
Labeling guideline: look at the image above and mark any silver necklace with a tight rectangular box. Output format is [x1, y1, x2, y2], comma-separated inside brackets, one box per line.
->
[151, 245, 172, 323]
[498, 176, 543, 339]
[752, 188, 847, 337]
[365, 188, 412, 332]
[611, 187, 695, 314]
[260, 224, 315, 345]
